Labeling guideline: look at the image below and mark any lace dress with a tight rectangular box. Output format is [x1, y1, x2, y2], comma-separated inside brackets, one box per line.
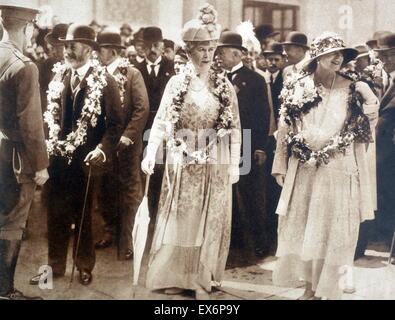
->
[145, 74, 241, 292]
[272, 86, 375, 299]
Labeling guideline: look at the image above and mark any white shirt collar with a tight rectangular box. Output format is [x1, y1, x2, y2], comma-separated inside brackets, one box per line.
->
[136, 56, 145, 63]
[72, 61, 91, 78]
[106, 57, 121, 75]
[230, 61, 244, 73]
[146, 56, 162, 66]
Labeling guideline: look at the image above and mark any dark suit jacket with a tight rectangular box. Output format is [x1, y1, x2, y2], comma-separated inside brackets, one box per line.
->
[269, 71, 284, 121]
[0, 41, 49, 178]
[115, 65, 149, 142]
[231, 66, 271, 154]
[376, 78, 395, 214]
[135, 58, 175, 131]
[57, 66, 124, 166]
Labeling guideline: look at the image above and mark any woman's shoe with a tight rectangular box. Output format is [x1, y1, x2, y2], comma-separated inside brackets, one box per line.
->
[195, 288, 210, 300]
[164, 288, 184, 295]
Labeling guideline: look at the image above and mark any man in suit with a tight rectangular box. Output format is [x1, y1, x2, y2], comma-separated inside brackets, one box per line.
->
[0, 4, 49, 300]
[37, 23, 68, 115]
[375, 34, 395, 257]
[217, 32, 271, 260]
[282, 32, 310, 79]
[95, 30, 149, 260]
[135, 27, 174, 219]
[29, 24, 124, 286]
[262, 42, 286, 121]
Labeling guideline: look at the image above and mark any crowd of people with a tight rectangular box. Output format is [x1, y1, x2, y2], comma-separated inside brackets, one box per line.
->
[0, 2, 394, 301]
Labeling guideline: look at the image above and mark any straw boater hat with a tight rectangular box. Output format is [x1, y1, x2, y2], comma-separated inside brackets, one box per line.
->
[181, 3, 221, 42]
[303, 32, 358, 72]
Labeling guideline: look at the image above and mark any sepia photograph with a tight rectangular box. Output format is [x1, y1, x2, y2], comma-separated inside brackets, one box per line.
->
[0, 0, 394, 306]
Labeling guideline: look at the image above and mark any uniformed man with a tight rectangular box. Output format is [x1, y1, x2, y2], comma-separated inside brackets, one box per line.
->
[0, 3, 49, 300]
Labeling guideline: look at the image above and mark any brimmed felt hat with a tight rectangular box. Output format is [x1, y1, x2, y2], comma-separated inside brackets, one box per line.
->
[354, 44, 370, 59]
[303, 32, 358, 72]
[261, 42, 285, 56]
[282, 31, 309, 49]
[44, 23, 68, 46]
[366, 30, 392, 48]
[97, 30, 125, 49]
[217, 31, 247, 52]
[181, 3, 221, 42]
[0, 3, 40, 22]
[374, 33, 395, 52]
[142, 26, 163, 44]
[255, 24, 280, 43]
[59, 24, 98, 49]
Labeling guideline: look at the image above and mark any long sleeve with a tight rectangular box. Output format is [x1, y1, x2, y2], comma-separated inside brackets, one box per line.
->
[123, 67, 149, 140]
[272, 115, 290, 176]
[99, 74, 124, 156]
[15, 62, 49, 172]
[228, 81, 241, 166]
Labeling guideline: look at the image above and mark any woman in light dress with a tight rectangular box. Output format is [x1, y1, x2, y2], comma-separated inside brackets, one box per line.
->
[272, 32, 379, 300]
[141, 4, 241, 300]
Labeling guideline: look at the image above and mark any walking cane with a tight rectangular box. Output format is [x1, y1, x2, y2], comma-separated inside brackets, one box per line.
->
[69, 166, 92, 287]
[388, 230, 395, 265]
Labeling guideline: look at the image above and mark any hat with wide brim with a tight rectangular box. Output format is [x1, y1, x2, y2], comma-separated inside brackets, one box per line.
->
[374, 33, 395, 52]
[59, 24, 98, 49]
[255, 24, 280, 41]
[354, 44, 370, 59]
[44, 23, 69, 46]
[281, 31, 310, 49]
[0, 4, 40, 21]
[303, 32, 358, 72]
[217, 31, 247, 52]
[97, 31, 126, 49]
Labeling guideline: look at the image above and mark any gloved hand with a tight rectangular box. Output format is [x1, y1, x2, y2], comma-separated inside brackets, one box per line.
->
[34, 168, 49, 186]
[274, 174, 285, 187]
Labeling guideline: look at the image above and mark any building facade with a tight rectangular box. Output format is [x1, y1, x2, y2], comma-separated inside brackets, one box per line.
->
[17, 0, 395, 46]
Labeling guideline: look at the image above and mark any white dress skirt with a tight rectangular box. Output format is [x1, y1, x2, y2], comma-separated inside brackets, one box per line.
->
[272, 86, 368, 299]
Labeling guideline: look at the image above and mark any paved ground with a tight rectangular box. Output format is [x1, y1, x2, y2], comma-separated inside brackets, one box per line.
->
[14, 190, 395, 300]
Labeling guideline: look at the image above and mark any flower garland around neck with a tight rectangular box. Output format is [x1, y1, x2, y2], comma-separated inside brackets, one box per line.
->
[111, 57, 133, 107]
[44, 58, 108, 163]
[279, 71, 373, 167]
[165, 62, 234, 165]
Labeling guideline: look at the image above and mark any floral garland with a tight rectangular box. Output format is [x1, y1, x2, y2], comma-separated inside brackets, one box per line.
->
[279, 72, 323, 126]
[112, 57, 133, 107]
[280, 73, 372, 167]
[44, 58, 108, 162]
[165, 62, 234, 164]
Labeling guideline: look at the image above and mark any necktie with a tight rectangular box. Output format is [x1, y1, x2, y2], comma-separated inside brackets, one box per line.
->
[149, 64, 156, 78]
[71, 71, 80, 91]
[227, 71, 234, 82]
[270, 73, 274, 85]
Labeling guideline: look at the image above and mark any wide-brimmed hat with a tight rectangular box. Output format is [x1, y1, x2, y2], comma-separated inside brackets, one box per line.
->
[366, 30, 392, 48]
[142, 26, 163, 44]
[255, 24, 280, 42]
[97, 30, 125, 49]
[261, 42, 285, 56]
[181, 3, 221, 42]
[59, 24, 98, 49]
[303, 32, 358, 72]
[354, 44, 370, 59]
[374, 33, 395, 52]
[282, 31, 309, 49]
[217, 31, 247, 52]
[0, 3, 40, 22]
[44, 23, 68, 46]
